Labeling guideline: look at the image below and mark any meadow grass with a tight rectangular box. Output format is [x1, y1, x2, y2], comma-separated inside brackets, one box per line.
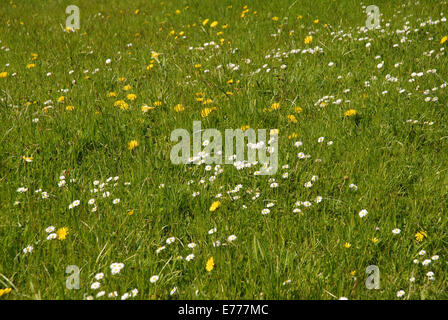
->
[0, 0, 447, 300]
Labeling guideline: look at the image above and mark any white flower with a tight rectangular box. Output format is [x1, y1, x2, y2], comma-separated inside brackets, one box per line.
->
[186, 254, 195, 261]
[418, 250, 426, 256]
[88, 199, 95, 205]
[166, 237, 175, 244]
[47, 233, 57, 240]
[396, 290, 405, 298]
[156, 246, 166, 253]
[150, 275, 159, 283]
[422, 259, 431, 266]
[94, 273, 104, 280]
[45, 226, 55, 233]
[208, 228, 217, 234]
[392, 228, 401, 235]
[91, 282, 101, 290]
[106, 58, 112, 64]
[112, 198, 120, 204]
[188, 242, 197, 249]
[261, 208, 270, 215]
[96, 291, 105, 298]
[227, 234, 237, 242]
[23, 245, 33, 254]
[359, 209, 368, 218]
[170, 287, 177, 295]
[318, 137, 325, 143]
[431, 255, 439, 261]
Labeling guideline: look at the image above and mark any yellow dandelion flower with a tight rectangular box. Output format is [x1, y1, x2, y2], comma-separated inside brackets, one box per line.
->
[174, 104, 185, 112]
[441, 36, 448, 44]
[128, 140, 139, 151]
[206, 257, 215, 272]
[314, 19, 319, 24]
[0, 288, 12, 297]
[294, 106, 303, 113]
[304, 35, 313, 44]
[344, 109, 357, 117]
[209, 201, 220, 212]
[153, 101, 162, 107]
[26, 63, 35, 69]
[56, 227, 69, 240]
[371, 237, 379, 244]
[0, 72, 8, 78]
[287, 114, 298, 123]
[22, 156, 33, 162]
[57, 96, 65, 103]
[108, 91, 117, 97]
[270, 102, 280, 110]
[344, 242, 351, 248]
[123, 85, 132, 91]
[127, 93, 137, 101]
[210, 21, 218, 28]
[272, 16, 279, 21]
[241, 125, 250, 131]
[66, 105, 75, 111]
[202, 18, 209, 26]
[415, 231, 427, 242]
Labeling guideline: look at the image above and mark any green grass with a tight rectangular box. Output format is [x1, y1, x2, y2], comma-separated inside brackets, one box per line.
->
[0, 0, 447, 300]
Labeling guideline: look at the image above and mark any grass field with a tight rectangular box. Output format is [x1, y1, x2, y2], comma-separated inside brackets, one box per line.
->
[0, 0, 447, 300]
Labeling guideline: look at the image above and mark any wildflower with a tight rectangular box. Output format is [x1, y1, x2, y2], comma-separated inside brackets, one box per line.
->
[186, 254, 195, 261]
[392, 228, 401, 235]
[128, 140, 139, 151]
[91, 282, 101, 290]
[441, 36, 448, 44]
[359, 209, 368, 218]
[0, 72, 8, 78]
[209, 200, 220, 212]
[150, 275, 159, 283]
[396, 290, 405, 298]
[23, 245, 33, 254]
[304, 35, 313, 44]
[126, 93, 137, 101]
[56, 227, 69, 240]
[344, 109, 357, 117]
[26, 63, 35, 69]
[206, 257, 215, 272]
[66, 105, 75, 111]
[0, 288, 12, 297]
[415, 231, 427, 242]
[227, 235, 237, 242]
[22, 156, 33, 162]
[344, 242, 351, 248]
[174, 104, 185, 112]
[210, 21, 218, 28]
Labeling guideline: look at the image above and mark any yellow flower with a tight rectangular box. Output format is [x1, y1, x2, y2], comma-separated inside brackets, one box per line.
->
[270, 102, 280, 110]
[0, 71, 8, 78]
[350, 270, 357, 276]
[206, 257, 215, 272]
[194, 64, 201, 69]
[201, 107, 216, 118]
[153, 101, 162, 107]
[22, 156, 33, 162]
[241, 125, 250, 131]
[127, 93, 137, 101]
[174, 104, 185, 112]
[210, 21, 218, 28]
[415, 231, 427, 242]
[297, 15, 303, 19]
[288, 133, 298, 139]
[114, 100, 129, 110]
[344, 109, 357, 117]
[108, 91, 117, 97]
[134, 9, 139, 14]
[304, 35, 313, 44]
[128, 140, 139, 151]
[128, 210, 135, 216]
[371, 237, 379, 244]
[123, 85, 132, 91]
[147, 64, 154, 70]
[314, 19, 319, 24]
[441, 36, 448, 44]
[272, 16, 279, 21]
[202, 18, 209, 26]
[294, 106, 303, 113]
[209, 201, 220, 212]
[344, 242, 351, 248]
[56, 227, 69, 240]
[287, 114, 298, 123]
[26, 63, 35, 69]
[31, 53, 38, 60]
[66, 105, 75, 111]
[57, 96, 65, 103]
[0, 288, 12, 297]
[141, 105, 154, 112]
